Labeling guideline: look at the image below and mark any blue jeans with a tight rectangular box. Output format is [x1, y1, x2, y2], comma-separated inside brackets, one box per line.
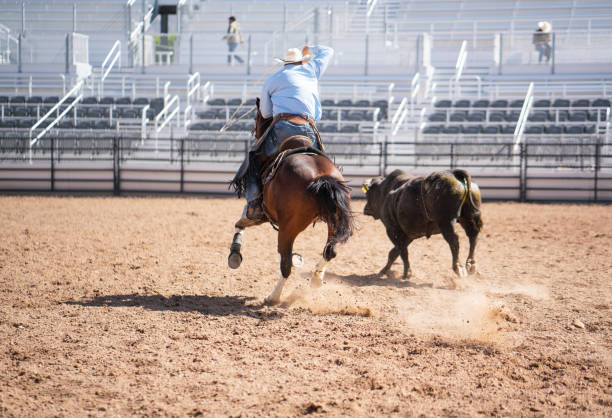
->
[245, 120, 318, 202]
[227, 42, 243, 65]
[536, 44, 551, 63]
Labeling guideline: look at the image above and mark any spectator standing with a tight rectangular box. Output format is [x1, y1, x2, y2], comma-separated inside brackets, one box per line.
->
[532, 21, 552, 63]
[223, 16, 245, 65]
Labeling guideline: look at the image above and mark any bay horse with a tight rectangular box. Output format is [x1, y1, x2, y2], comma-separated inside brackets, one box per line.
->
[228, 136, 355, 305]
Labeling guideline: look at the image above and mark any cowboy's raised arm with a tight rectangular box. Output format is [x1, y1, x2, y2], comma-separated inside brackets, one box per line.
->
[306, 45, 334, 79]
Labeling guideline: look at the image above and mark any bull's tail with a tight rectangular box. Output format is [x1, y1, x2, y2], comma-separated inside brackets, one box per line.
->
[451, 169, 479, 211]
[307, 176, 355, 249]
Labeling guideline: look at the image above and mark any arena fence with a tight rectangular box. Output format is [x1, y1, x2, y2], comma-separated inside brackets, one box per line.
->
[0, 135, 610, 202]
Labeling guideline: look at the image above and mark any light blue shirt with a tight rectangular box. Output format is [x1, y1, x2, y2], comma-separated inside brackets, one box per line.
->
[260, 45, 333, 121]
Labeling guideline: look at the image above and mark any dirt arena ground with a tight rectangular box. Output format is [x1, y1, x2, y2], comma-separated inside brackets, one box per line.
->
[0, 195, 610, 416]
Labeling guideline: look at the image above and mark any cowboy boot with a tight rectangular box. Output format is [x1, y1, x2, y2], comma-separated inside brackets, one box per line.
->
[246, 197, 264, 221]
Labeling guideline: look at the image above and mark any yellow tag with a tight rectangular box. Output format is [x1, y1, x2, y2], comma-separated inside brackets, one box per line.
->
[361, 185, 368, 193]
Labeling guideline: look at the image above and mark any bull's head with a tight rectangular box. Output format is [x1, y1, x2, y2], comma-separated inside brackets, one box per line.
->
[362, 177, 384, 219]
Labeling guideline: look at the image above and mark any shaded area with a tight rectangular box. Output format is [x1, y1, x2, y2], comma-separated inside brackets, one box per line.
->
[326, 272, 434, 289]
[65, 293, 280, 319]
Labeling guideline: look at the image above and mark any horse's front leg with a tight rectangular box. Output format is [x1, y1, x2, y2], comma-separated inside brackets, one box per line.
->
[264, 229, 295, 305]
[227, 227, 244, 269]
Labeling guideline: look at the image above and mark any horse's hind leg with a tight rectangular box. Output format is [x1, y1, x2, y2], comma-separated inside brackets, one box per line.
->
[311, 224, 336, 288]
[264, 229, 296, 305]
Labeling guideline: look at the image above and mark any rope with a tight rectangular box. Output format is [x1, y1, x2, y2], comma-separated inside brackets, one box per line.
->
[219, 62, 282, 133]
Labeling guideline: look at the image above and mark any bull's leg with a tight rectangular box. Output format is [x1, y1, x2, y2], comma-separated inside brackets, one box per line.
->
[264, 229, 295, 305]
[380, 246, 400, 277]
[439, 220, 466, 278]
[459, 216, 481, 275]
[399, 243, 413, 280]
[381, 228, 409, 278]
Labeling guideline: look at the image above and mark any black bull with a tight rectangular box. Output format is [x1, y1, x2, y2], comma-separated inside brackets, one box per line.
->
[362, 169, 483, 279]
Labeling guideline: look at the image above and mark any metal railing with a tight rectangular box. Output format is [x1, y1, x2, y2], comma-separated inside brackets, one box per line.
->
[98, 40, 121, 98]
[1, 135, 610, 202]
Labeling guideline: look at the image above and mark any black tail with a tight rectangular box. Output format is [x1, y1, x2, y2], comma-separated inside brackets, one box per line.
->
[307, 176, 355, 248]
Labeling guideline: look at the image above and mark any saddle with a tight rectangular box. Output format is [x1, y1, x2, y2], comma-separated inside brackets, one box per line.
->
[260, 135, 329, 187]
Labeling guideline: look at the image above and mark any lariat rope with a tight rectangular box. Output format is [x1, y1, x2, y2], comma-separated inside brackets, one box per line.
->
[219, 62, 283, 133]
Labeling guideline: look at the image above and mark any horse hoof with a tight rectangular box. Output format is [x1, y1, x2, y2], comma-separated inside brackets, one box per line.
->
[454, 265, 468, 278]
[228, 251, 242, 269]
[292, 253, 304, 268]
[466, 261, 477, 275]
[264, 295, 280, 306]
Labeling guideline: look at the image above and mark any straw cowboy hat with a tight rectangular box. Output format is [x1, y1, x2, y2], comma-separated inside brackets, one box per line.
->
[538, 21, 552, 32]
[276, 48, 311, 64]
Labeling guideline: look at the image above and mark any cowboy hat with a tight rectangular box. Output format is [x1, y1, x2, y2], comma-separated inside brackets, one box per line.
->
[275, 48, 310, 64]
[537, 21, 552, 32]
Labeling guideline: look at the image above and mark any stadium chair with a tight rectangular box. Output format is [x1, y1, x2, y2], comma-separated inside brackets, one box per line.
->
[510, 99, 524, 108]
[198, 110, 217, 119]
[245, 98, 257, 106]
[321, 99, 335, 106]
[434, 99, 452, 108]
[449, 111, 467, 122]
[571, 99, 589, 108]
[12, 106, 30, 117]
[188, 122, 206, 130]
[355, 99, 371, 107]
[227, 98, 242, 106]
[461, 125, 480, 134]
[491, 99, 508, 108]
[481, 125, 500, 134]
[76, 120, 94, 129]
[591, 98, 610, 107]
[569, 111, 587, 122]
[58, 120, 74, 129]
[0, 96, 8, 103]
[337, 99, 353, 107]
[94, 120, 112, 130]
[27, 96, 43, 104]
[87, 108, 106, 118]
[472, 99, 490, 108]
[587, 110, 606, 122]
[585, 125, 596, 134]
[340, 124, 359, 133]
[453, 99, 470, 108]
[524, 126, 543, 134]
[150, 97, 165, 110]
[442, 126, 460, 134]
[115, 97, 131, 105]
[99, 96, 115, 105]
[533, 99, 551, 107]
[346, 110, 366, 121]
[528, 111, 548, 122]
[319, 123, 338, 133]
[0, 120, 16, 128]
[552, 98, 570, 108]
[428, 112, 446, 122]
[10, 96, 26, 104]
[422, 125, 441, 134]
[133, 97, 150, 105]
[544, 125, 562, 134]
[489, 111, 505, 122]
[17, 119, 34, 128]
[206, 98, 225, 106]
[82, 96, 98, 105]
[564, 125, 584, 134]
[505, 111, 521, 122]
[501, 125, 516, 134]
[119, 108, 139, 118]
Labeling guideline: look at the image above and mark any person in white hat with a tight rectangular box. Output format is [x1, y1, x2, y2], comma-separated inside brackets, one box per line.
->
[231, 44, 334, 222]
[532, 21, 552, 63]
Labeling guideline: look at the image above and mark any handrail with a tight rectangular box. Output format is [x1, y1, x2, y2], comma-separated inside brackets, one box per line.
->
[29, 80, 84, 149]
[141, 104, 150, 142]
[514, 82, 535, 148]
[201, 81, 212, 105]
[186, 72, 200, 107]
[410, 73, 421, 116]
[391, 96, 408, 127]
[455, 40, 467, 80]
[154, 94, 180, 145]
[98, 40, 121, 98]
[366, 0, 379, 17]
